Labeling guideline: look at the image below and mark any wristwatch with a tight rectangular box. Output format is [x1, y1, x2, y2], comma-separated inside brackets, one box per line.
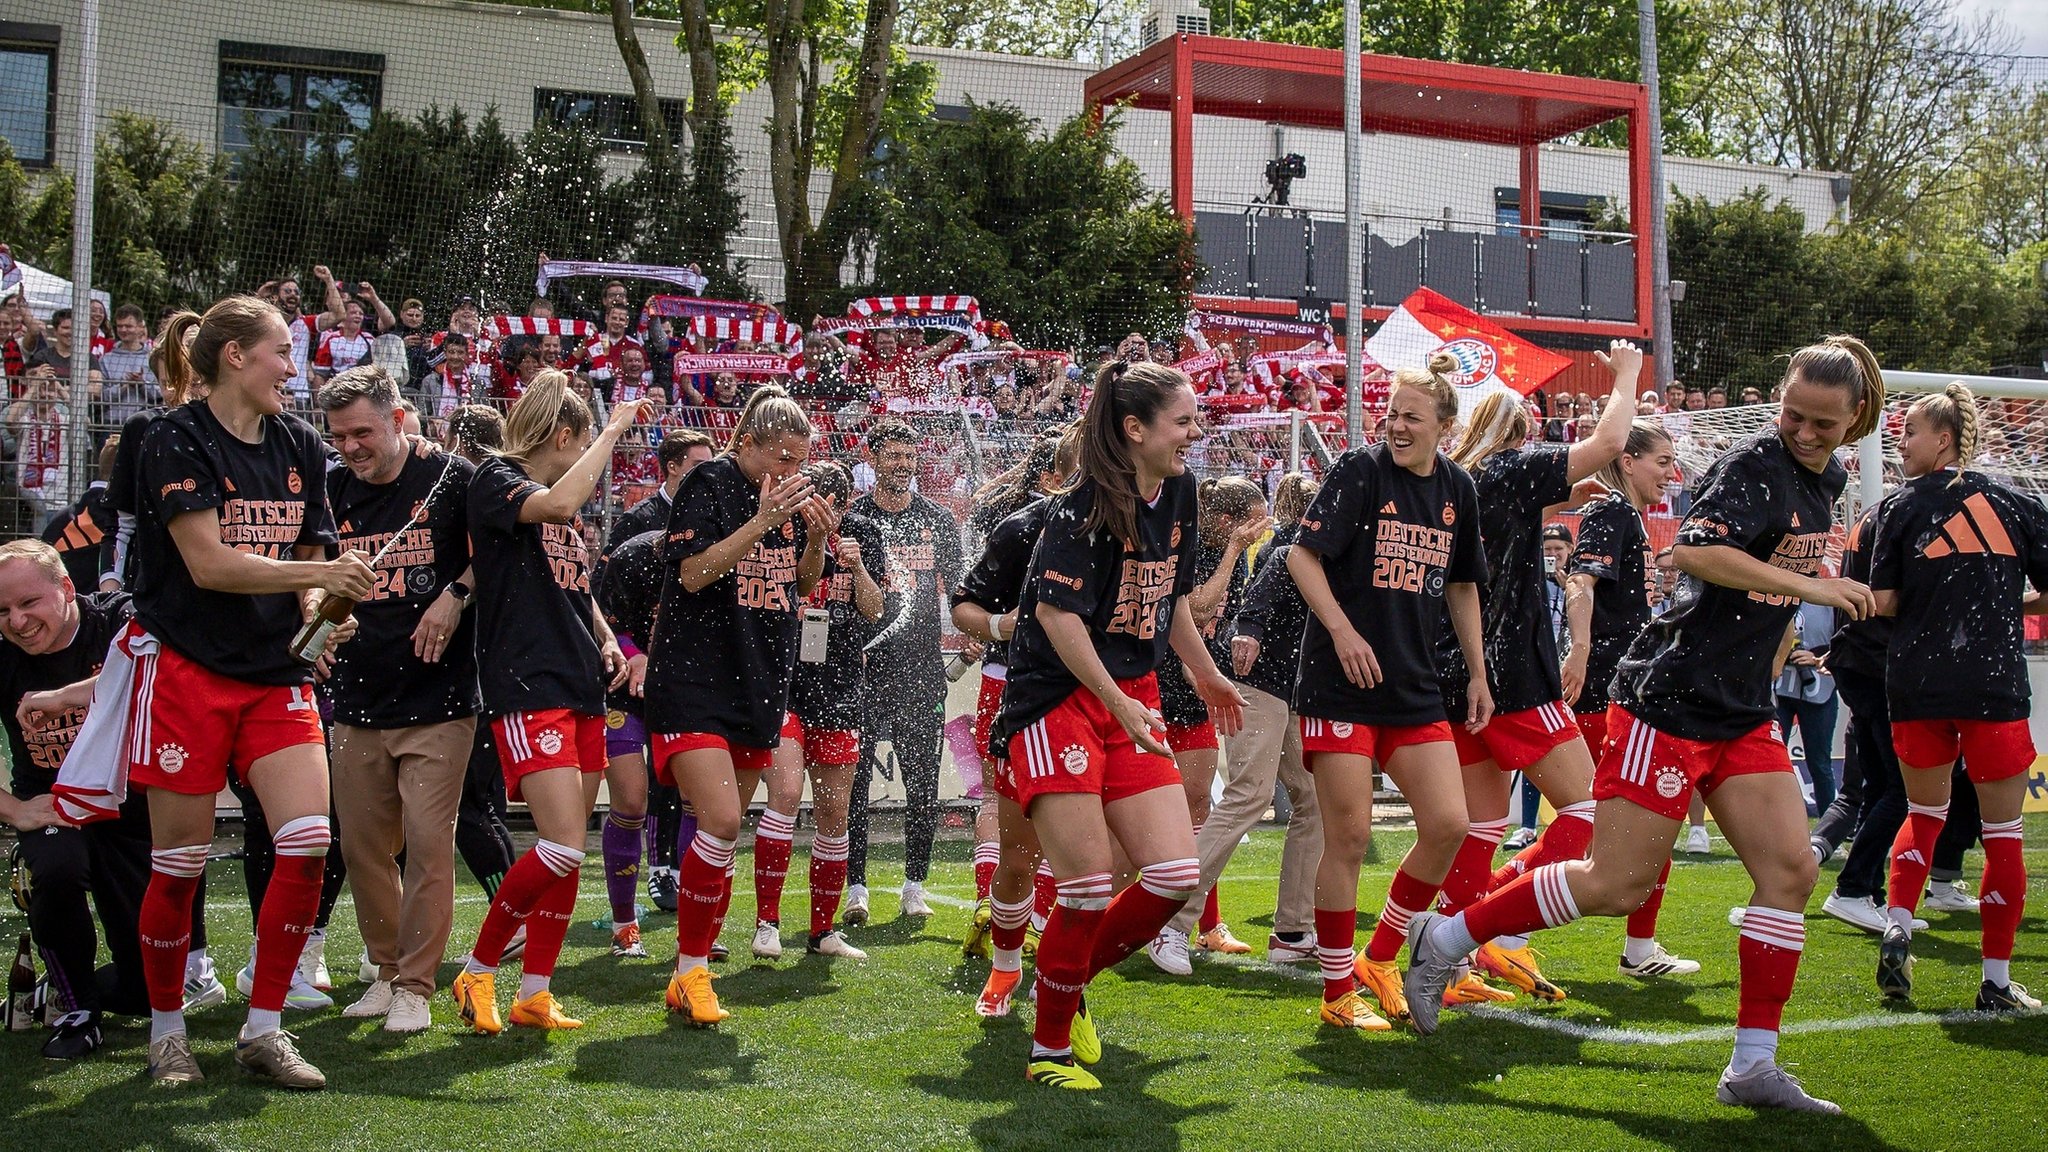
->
[447, 580, 473, 607]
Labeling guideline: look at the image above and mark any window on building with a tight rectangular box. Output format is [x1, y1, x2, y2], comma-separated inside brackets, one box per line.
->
[217, 41, 384, 157]
[0, 24, 58, 168]
[534, 89, 688, 151]
[1494, 189, 1605, 237]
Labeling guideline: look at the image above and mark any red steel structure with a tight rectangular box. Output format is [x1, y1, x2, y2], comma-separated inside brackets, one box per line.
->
[1085, 34, 1655, 342]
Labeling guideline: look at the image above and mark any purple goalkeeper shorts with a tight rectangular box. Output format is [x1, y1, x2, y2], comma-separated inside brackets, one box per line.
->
[604, 709, 650, 758]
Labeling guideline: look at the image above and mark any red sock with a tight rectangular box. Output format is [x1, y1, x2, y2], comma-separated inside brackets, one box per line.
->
[1625, 858, 1673, 940]
[675, 831, 736, 958]
[1315, 906, 1357, 1000]
[709, 864, 737, 944]
[1980, 819, 2026, 965]
[139, 851, 205, 1014]
[1085, 860, 1199, 978]
[1032, 861, 1057, 926]
[1735, 906, 1804, 1030]
[991, 895, 1032, 954]
[809, 832, 849, 937]
[519, 867, 580, 980]
[1439, 818, 1509, 915]
[250, 854, 323, 1013]
[1198, 885, 1221, 934]
[1489, 803, 1594, 891]
[474, 841, 580, 967]
[753, 810, 795, 926]
[973, 841, 999, 904]
[1032, 873, 1113, 1053]
[1887, 801, 1947, 915]
[1364, 868, 1440, 963]
[1461, 862, 1582, 945]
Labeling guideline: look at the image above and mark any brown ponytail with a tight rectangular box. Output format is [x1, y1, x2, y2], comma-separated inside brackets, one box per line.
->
[1785, 334, 1885, 442]
[1594, 420, 1674, 498]
[1074, 359, 1193, 547]
[153, 296, 278, 407]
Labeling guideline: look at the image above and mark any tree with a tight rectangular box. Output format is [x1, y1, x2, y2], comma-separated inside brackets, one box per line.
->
[864, 102, 1196, 348]
[898, 0, 1144, 59]
[1953, 83, 2048, 259]
[1699, 0, 2010, 231]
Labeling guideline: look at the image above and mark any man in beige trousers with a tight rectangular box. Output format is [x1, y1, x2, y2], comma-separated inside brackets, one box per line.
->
[1160, 542, 1323, 965]
[317, 367, 479, 1032]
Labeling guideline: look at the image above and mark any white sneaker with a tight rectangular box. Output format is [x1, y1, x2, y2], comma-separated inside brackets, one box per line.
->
[1146, 928, 1193, 976]
[183, 967, 228, 1014]
[1924, 882, 1981, 913]
[752, 919, 784, 959]
[1684, 825, 1711, 854]
[1619, 943, 1703, 978]
[240, 958, 335, 1011]
[1821, 892, 1888, 933]
[383, 988, 432, 1033]
[899, 880, 933, 918]
[358, 949, 379, 984]
[1267, 933, 1319, 964]
[844, 884, 871, 926]
[298, 933, 332, 992]
[1502, 827, 1539, 851]
[342, 979, 394, 1018]
[807, 930, 867, 959]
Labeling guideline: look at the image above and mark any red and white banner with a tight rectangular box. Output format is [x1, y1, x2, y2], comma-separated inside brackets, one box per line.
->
[1173, 349, 1226, 378]
[484, 315, 595, 339]
[1364, 288, 1571, 422]
[1187, 311, 1336, 347]
[671, 353, 796, 376]
[646, 295, 775, 322]
[847, 295, 983, 324]
[814, 313, 977, 336]
[691, 316, 804, 346]
[939, 350, 1018, 374]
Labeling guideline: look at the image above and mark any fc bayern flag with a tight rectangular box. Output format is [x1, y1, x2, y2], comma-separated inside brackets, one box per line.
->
[1364, 288, 1572, 423]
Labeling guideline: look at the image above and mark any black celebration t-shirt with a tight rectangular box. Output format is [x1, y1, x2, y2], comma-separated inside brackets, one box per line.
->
[953, 497, 1052, 672]
[597, 528, 665, 717]
[133, 402, 338, 685]
[789, 512, 890, 730]
[1293, 444, 1486, 726]
[324, 450, 478, 728]
[644, 455, 809, 746]
[1566, 492, 1654, 714]
[0, 593, 131, 803]
[1438, 445, 1571, 715]
[1826, 504, 1891, 681]
[1233, 543, 1312, 704]
[468, 455, 603, 718]
[849, 492, 963, 691]
[1613, 431, 1845, 741]
[1869, 469, 2048, 722]
[1159, 542, 1248, 727]
[997, 474, 1199, 740]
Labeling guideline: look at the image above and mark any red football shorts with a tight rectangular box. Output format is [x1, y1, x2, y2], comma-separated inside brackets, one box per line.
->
[1006, 674, 1179, 811]
[651, 730, 775, 782]
[1299, 715, 1453, 769]
[1594, 706, 1789, 821]
[975, 672, 1016, 804]
[1891, 717, 2035, 783]
[779, 711, 860, 767]
[492, 710, 606, 801]
[1165, 719, 1219, 754]
[126, 633, 325, 797]
[1573, 707, 1611, 761]
[1451, 702, 1581, 772]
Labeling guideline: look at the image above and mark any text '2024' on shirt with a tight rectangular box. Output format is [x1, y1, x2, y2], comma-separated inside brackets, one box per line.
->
[1613, 430, 1844, 742]
[645, 455, 809, 746]
[0, 593, 132, 806]
[1868, 468, 2048, 722]
[1293, 444, 1485, 727]
[1437, 444, 1571, 716]
[1566, 491, 1655, 713]
[468, 454, 603, 718]
[996, 474, 1199, 742]
[134, 401, 338, 686]
[326, 449, 479, 728]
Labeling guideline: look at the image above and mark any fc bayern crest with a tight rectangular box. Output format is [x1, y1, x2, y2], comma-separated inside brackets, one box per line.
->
[1431, 338, 1498, 388]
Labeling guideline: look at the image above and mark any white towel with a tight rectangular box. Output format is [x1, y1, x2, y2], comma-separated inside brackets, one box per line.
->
[51, 623, 155, 826]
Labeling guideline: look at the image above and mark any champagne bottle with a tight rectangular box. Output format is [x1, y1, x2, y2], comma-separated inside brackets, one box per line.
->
[290, 591, 357, 666]
[6, 934, 32, 1032]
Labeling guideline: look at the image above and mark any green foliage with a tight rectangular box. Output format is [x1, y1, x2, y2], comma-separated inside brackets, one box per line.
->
[864, 102, 1196, 348]
[1667, 190, 2048, 390]
[467, 118, 643, 312]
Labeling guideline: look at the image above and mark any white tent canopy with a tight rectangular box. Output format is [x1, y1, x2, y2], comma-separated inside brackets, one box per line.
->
[11, 258, 111, 320]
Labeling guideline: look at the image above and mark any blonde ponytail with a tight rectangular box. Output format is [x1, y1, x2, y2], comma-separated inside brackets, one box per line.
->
[727, 384, 812, 454]
[494, 369, 590, 469]
[1448, 388, 1530, 470]
[1391, 349, 1460, 428]
[1908, 380, 1979, 488]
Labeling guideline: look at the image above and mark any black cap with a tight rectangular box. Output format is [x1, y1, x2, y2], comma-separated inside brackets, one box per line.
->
[1542, 523, 1573, 544]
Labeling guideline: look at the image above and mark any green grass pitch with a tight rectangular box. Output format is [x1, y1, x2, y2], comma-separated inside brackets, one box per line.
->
[3, 818, 2045, 1151]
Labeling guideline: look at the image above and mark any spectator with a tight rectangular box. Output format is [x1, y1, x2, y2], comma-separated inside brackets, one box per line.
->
[422, 331, 485, 418]
[6, 367, 71, 528]
[391, 297, 431, 381]
[313, 298, 376, 381]
[85, 299, 114, 356]
[614, 344, 653, 403]
[498, 338, 546, 401]
[1739, 386, 1764, 405]
[28, 309, 96, 381]
[1, 289, 39, 387]
[97, 305, 158, 430]
[1662, 381, 1686, 412]
[1705, 387, 1727, 409]
[1544, 393, 1574, 442]
[1776, 600, 1839, 816]
[581, 305, 641, 394]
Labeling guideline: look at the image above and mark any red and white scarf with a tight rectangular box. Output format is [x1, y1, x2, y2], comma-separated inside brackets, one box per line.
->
[535, 260, 707, 297]
[691, 316, 804, 346]
[486, 315, 595, 339]
[847, 294, 982, 325]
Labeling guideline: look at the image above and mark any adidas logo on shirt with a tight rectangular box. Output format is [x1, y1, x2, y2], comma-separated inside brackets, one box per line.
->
[1380, 501, 1399, 515]
[1920, 492, 2018, 558]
